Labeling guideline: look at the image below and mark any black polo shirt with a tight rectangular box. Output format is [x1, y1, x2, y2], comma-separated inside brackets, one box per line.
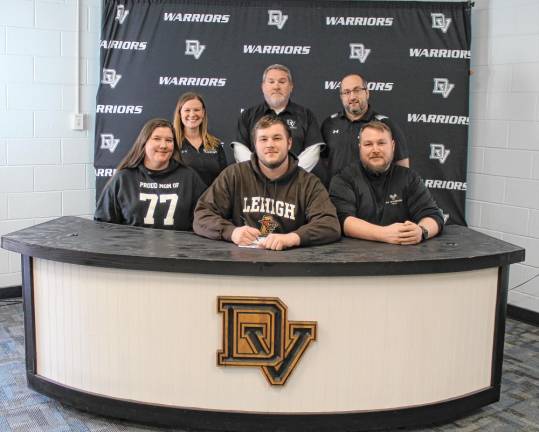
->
[321, 106, 409, 178]
[180, 138, 228, 186]
[236, 100, 323, 157]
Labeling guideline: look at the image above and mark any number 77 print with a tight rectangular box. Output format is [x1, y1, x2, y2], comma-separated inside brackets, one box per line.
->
[140, 193, 178, 225]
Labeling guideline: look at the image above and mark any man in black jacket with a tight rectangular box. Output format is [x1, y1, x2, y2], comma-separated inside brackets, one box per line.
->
[329, 121, 443, 245]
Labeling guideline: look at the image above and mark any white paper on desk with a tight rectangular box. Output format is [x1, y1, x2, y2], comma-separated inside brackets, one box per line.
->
[238, 237, 266, 248]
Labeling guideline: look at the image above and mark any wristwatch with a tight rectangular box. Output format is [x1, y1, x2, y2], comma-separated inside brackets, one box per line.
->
[420, 225, 429, 242]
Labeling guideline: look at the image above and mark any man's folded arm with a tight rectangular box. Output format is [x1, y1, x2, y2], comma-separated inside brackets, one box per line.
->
[343, 216, 386, 242]
[330, 174, 390, 243]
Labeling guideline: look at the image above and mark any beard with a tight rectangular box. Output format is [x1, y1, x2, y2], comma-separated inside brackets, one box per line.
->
[361, 156, 391, 174]
[265, 93, 289, 110]
[344, 100, 368, 117]
[367, 163, 390, 174]
[259, 153, 288, 170]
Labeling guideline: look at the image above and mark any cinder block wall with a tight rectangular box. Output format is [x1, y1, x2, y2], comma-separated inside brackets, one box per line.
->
[0, 0, 99, 287]
[469, 0, 539, 313]
[1, 0, 538, 315]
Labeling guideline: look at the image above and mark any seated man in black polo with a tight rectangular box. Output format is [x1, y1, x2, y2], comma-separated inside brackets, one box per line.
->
[329, 121, 443, 245]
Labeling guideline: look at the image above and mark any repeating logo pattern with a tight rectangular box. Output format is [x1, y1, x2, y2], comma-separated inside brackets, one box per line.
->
[433, 78, 455, 98]
[217, 296, 317, 385]
[431, 13, 451, 33]
[115, 4, 129, 24]
[101, 68, 121, 89]
[96, 3, 470, 225]
[185, 40, 205, 59]
[100, 134, 120, 153]
[430, 143, 451, 164]
[349, 43, 371, 63]
[268, 10, 288, 29]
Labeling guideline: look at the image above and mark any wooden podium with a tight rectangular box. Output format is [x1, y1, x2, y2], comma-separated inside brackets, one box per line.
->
[1, 217, 524, 431]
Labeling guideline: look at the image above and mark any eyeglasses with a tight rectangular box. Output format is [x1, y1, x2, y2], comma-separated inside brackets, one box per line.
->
[340, 87, 367, 97]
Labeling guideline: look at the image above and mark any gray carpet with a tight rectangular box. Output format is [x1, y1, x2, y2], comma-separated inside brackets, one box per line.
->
[1, 298, 538, 432]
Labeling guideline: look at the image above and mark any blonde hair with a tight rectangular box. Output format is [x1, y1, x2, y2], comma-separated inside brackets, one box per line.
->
[173, 92, 220, 151]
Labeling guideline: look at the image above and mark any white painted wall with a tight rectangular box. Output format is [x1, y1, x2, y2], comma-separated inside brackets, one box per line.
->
[0, 0, 100, 287]
[0, 0, 538, 315]
[469, 0, 539, 313]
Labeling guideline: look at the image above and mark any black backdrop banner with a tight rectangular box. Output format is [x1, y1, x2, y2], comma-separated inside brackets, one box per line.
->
[95, 0, 471, 225]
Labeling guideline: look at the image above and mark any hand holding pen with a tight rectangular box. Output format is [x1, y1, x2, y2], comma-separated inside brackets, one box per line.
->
[231, 216, 261, 246]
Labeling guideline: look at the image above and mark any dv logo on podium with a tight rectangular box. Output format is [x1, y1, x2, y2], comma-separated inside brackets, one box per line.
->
[217, 296, 317, 385]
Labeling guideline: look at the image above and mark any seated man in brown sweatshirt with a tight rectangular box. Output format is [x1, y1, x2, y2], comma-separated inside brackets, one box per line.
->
[193, 115, 341, 250]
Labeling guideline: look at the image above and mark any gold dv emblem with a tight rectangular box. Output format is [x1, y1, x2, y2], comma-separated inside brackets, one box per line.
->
[217, 296, 317, 385]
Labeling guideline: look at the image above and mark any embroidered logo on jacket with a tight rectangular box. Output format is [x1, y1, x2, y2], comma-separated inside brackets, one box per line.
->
[386, 193, 403, 205]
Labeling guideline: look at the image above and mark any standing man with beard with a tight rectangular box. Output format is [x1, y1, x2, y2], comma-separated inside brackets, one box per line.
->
[329, 121, 443, 245]
[321, 73, 410, 179]
[233, 64, 325, 176]
[194, 115, 340, 250]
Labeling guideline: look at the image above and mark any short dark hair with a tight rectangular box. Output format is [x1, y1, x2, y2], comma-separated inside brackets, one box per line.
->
[359, 121, 393, 143]
[251, 115, 292, 144]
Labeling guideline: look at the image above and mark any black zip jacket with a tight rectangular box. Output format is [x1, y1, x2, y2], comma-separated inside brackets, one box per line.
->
[329, 163, 444, 230]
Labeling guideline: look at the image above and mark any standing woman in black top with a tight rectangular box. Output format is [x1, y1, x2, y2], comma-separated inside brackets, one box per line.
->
[173, 92, 227, 186]
[95, 118, 206, 230]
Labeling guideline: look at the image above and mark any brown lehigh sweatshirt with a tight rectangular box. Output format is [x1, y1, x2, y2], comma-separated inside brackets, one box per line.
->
[193, 154, 341, 246]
